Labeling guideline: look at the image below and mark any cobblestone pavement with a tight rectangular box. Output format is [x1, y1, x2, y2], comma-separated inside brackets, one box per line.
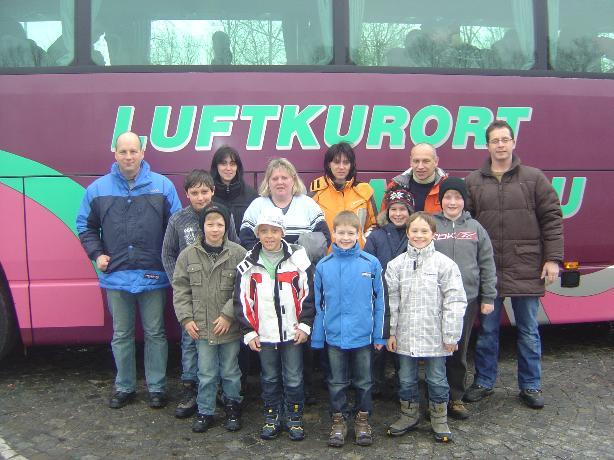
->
[1, 323, 613, 460]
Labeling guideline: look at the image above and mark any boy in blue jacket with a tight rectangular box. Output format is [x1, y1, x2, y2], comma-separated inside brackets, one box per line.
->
[312, 211, 386, 448]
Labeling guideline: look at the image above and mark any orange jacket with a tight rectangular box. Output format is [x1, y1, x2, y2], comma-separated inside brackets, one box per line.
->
[310, 176, 377, 248]
[381, 168, 447, 214]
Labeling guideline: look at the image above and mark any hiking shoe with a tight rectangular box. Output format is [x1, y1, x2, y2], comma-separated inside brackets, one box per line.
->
[109, 391, 136, 409]
[285, 404, 305, 441]
[463, 383, 494, 402]
[148, 392, 167, 409]
[519, 389, 544, 409]
[260, 407, 281, 440]
[192, 413, 214, 433]
[175, 382, 197, 419]
[328, 413, 347, 447]
[223, 400, 242, 432]
[354, 411, 373, 446]
[448, 400, 470, 420]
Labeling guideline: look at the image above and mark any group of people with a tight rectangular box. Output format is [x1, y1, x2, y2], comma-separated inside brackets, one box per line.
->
[76, 119, 563, 446]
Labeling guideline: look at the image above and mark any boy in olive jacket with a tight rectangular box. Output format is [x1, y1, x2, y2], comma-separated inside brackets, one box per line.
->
[173, 204, 247, 434]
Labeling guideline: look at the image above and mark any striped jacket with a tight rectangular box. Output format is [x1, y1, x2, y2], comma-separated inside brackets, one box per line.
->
[385, 241, 467, 357]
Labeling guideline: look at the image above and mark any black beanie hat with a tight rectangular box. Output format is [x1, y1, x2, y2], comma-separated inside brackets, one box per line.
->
[198, 203, 231, 236]
[438, 176, 468, 206]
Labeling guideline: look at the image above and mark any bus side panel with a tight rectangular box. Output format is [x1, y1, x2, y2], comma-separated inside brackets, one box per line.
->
[24, 177, 106, 337]
[0, 181, 32, 345]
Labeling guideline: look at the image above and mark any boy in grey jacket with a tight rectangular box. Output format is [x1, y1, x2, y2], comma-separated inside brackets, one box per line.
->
[433, 177, 497, 420]
[386, 212, 466, 443]
[172, 204, 247, 434]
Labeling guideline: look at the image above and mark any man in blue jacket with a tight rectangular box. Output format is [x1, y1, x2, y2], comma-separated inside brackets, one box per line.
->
[76, 131, 181, 409]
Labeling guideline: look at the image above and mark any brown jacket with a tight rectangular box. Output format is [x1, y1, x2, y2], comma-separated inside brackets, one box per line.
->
[172, 239, 247, 344]
[465, 155, 563, 297]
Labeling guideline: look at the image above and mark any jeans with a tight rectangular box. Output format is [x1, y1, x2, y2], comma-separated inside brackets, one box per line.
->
[473, 296, 542, 391]
[327, 345, 373, 417]
[195, 339, 242, 415]
[106, 288, 168, 393]
[398, 355, 449, 404]
[259, 342, 304, 411]
[180, 329, 198, 383]
[446, 299, 479, 401]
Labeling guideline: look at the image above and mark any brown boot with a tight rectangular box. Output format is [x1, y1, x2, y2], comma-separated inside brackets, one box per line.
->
[328, 413, 347, 447]
[354, 411, 373, 446]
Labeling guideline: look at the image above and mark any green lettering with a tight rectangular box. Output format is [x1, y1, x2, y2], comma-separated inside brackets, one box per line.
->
[150, 106, 196, 152]
[276, 105, 326, 150]
[366, 106, 409, 149]
[552, 176, 586, 219]
[496, 107, 533, 140]
[111, 106, 147, 151]
[323, 105, 369, 146]
[452, 106, 494, 149]
[410, 105, 453, 147]
[240, 105, 281, 150]
[195, 105, 239, 150]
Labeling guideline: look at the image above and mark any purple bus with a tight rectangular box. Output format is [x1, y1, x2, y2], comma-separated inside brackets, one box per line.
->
[1, 0, 613, 359]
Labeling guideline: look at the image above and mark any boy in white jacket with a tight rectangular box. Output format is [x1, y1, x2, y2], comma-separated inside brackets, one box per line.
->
[385, 212, 467, 442]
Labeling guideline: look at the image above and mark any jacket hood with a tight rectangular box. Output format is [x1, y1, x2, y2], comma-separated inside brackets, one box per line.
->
[331, 242, 361, 257]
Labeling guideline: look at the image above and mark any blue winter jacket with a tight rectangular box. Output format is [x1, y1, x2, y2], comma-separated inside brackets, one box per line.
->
[312, 243, 386, 349]
[76, 160, 181, 293]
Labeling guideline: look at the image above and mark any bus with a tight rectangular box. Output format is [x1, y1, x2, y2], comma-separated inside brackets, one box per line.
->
[1, 0, 613, 360]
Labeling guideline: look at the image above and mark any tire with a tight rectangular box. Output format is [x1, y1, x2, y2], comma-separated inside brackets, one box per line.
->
[0, 281, 18, 361]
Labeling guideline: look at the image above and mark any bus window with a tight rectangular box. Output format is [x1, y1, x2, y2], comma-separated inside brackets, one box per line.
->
[93, 0, 333, 66]
[549, 0, 614, 73]
[349, 0, 535, 70]
[0, 0, 73, 67]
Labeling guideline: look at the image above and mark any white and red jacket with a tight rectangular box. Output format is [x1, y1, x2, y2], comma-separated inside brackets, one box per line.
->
[235, 240, 314, 345]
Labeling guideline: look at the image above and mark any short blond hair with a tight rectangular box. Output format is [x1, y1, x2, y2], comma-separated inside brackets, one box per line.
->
[333, 210, 360, 231]
[258, 158, 306, 197]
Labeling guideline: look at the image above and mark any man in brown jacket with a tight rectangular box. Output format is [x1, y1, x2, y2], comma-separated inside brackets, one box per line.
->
[463, 120, 563, 409]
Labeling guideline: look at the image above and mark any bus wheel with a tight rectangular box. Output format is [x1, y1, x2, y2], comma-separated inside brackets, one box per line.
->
[0, 281, 17, 361]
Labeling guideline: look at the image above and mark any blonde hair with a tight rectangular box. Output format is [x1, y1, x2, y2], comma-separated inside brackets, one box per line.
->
[333, 210, 361, 231]
[258, 158, 307, 197]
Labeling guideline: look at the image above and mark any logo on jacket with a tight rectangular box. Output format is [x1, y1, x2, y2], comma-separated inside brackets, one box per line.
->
[433, 231, 477, 240]
[144, 273, 160, 280]
[183, 226, 197, 245]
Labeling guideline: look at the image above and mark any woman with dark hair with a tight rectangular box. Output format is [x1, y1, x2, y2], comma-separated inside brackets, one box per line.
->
[310, 142, 377, 248]
[210, 145, 259, 233]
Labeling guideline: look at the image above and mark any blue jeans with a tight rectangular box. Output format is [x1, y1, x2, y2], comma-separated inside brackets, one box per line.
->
[195, 339, 242, 415]
[474, 296, 542, 391]
[106, 289, 168, 393]
[398, 355, 449, 404]
[327, 345, 373, 417]
[259, 342, 304, 410]
[180, 329, 198, 383]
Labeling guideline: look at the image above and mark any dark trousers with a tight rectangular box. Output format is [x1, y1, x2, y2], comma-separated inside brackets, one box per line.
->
[446, 298, 479, 401]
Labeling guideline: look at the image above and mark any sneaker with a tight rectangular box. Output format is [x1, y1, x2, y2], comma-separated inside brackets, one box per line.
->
[448, 400, 470, 420]
[109, 391, 136, 409]
[192, 413, 214, 433]
[519, 389, 544, 409]
[148, 392, 168, 409]
[463, 383, 494, 402]
[328, 413, 347, 447]
[285, 404, 305, 441]
[175, 382, 197, 419]
[260, 408, 281, 440]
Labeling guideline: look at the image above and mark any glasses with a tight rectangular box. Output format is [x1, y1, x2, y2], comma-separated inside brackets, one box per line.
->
[488, 137, 513, 145]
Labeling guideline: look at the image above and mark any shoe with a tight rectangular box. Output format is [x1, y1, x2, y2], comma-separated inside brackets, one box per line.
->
[388, 400, 419, 436]
[148, 392, 168, 409]
[463, 383, 494, 402]
[429, 401, 453, 443]
[285, 404, 305, 441]
[448, 400, 470, 420]
[223, 399, 242, 432]
[192, 413, 214, 433]
[328, 413, 347, 447]
[354, 411, 373, 446]
[519, 389, 544, 409]
[175, 382, 197, 419]
[109, 391, 136, 409]
[260, 407, 281, 440]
